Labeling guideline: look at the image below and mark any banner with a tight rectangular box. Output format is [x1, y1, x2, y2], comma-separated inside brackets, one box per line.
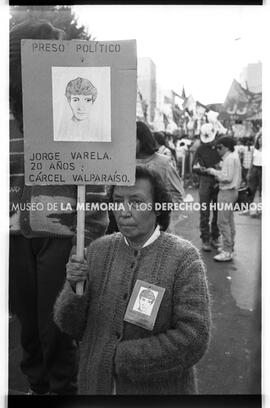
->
[222, 79, 262, 120]
[21, 39, 137, 185]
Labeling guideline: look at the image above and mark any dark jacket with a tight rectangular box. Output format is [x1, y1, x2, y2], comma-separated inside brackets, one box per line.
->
[193, 143, 220, 176]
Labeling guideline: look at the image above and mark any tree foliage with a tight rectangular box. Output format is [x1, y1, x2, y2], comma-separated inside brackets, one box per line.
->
[9, 5, 92, 40]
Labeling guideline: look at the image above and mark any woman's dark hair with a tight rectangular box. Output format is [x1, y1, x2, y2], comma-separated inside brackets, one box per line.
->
[10, 20, 66, 132]
[136, 121, 158, 156]
[108, 165, 172, 231]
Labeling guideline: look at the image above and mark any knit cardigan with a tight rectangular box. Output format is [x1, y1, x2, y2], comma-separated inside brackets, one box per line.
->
[54, 232, 211, 395]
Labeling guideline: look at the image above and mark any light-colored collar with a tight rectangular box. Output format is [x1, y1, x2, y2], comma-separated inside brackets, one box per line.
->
[123, 225, 160, 248]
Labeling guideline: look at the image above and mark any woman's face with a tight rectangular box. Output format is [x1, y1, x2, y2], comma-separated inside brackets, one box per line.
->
[69, 94, 94, 121]
[112, 178, 157, 247]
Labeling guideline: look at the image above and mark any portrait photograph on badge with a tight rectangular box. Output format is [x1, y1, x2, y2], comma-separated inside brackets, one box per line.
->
[124, 280, 166, 331]
[52, 66, 111, 142]
[132, 287, 158, 317]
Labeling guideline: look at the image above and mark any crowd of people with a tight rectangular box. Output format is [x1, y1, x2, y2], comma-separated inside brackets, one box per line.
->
[149, 121, 262, 259]
[9, 18, 262, 397]
[150, 123, 262, 195]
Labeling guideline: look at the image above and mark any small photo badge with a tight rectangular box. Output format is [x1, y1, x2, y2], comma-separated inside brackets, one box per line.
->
[124, 280, 166, 331]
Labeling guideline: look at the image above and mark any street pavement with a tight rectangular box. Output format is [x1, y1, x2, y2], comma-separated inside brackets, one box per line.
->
[174, 189, 261, 395]
[8, 188, 261, 395]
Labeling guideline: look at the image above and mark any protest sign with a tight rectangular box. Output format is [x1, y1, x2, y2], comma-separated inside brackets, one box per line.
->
[21, 39, 137, 294]
[21, 39, 137, 186]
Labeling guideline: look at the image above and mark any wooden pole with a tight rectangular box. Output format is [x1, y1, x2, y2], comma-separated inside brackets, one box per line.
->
[76, 185, 86, 295]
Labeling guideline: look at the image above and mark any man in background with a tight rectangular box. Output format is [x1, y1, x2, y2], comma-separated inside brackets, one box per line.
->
[192, 125, 221, 252]
[206, 136, 241, 261]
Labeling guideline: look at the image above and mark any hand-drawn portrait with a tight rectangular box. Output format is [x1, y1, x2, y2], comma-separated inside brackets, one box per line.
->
[132, 287, 158, 317]
[52, 66, 111, 142]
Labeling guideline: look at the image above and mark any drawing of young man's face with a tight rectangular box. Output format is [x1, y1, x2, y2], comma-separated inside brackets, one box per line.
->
[65, 77, 97, 122]
[69, 95, 94, 121]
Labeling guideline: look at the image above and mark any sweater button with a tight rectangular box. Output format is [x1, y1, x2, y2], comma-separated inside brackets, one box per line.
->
[130, 262, 135, 268]
[123, 293, 128, 300]
[116, 332, 121, 339]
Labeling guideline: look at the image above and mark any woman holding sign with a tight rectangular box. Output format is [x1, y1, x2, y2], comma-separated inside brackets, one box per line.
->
[9, 20, 109, 395]
[54, 165, 211, 395]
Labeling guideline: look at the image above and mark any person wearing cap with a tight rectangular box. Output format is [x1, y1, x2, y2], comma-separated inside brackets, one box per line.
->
[205, 136, 242, 262]
[192, 124, 221, 252]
